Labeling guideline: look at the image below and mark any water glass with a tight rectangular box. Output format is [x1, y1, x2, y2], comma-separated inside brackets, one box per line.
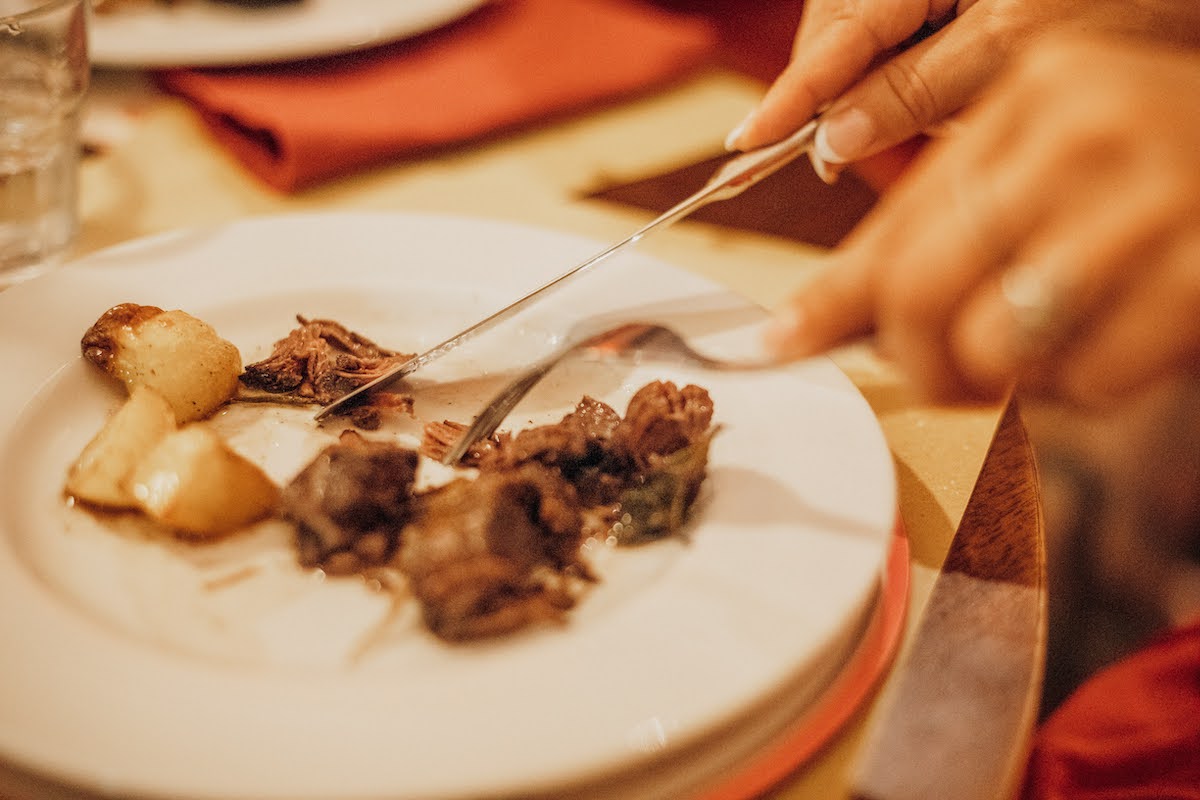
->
[0, 0, 89, 289]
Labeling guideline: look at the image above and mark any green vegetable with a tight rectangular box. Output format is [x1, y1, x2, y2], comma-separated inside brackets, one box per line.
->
[613, 427, 717, 544]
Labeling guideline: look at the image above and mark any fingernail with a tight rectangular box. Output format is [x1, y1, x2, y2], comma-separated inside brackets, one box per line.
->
[806, 149, 844, 185]
[724, 111, 754, 151]
[814, 107, 875, 164]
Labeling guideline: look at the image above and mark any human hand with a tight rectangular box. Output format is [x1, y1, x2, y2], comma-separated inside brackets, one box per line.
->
[727, 0, 1200, 181]
[763, 35, 1200, 408]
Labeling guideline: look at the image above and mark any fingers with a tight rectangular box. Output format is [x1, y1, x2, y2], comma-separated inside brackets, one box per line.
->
[765, 122, 1045, 402]
[759, 41, 1066, 402]
[1044, 232, 1200, 406]
[808, 5, 1012, 172]
[768, 34, 1200, 407]
[764, 253, 875, 360]
[943, 39, 1200, 404]
[857, 145, 1037, 401]
[948, 176, 1171, 399]
[727, 0, 944, 152]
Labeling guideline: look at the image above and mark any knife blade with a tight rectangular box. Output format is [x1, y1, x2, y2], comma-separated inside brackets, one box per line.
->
[314, 118, 819, 421]
[850, 397, 1047, 800]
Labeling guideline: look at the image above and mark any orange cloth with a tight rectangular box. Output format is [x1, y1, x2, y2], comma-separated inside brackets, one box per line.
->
[1022, 617, 1200, 800]
[158, 0, 717, 192]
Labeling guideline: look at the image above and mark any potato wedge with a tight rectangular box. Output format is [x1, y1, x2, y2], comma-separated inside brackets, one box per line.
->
[128, 424, 279, 537]
[81, 303, 242, 423]
[65, 386, 177, 509]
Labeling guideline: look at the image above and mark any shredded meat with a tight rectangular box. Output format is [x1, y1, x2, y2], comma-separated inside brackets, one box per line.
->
[420, 419, 511, 467]
[238, 316, 416, 429]
[240, 315, 414, 401]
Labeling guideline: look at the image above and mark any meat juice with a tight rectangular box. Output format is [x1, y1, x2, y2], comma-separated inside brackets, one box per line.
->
[0, 49, 82, 287]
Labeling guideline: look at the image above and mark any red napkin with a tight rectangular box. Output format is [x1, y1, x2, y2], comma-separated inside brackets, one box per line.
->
[158, 0, 717, 192]
[1021, 617, 1200, 800]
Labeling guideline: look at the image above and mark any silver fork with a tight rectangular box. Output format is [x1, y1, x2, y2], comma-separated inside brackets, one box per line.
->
[439, 322, 786, 465]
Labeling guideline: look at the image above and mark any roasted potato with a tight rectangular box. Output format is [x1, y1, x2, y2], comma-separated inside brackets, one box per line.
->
[65, 386, 177, 509]
[81, 303, 242, 423]
[127, 424, 280, 537]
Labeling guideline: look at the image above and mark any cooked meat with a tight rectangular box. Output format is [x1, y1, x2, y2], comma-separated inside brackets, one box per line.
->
[420, 419, 463, 462]
[419, 419, 511, 467]
[420, 382, 716, 545]
[419, 396, 619, 473]
[239, 316, 415, 407]
[473, 395, 622, 473]
[280, 430, 418, 575]
[73, 299, 724, 648]
[397, 464, 590, 641]
[437, 384, 712, 476]
[284, 380, 715, 642]
[611, 381, 714, 467]
[345, 393, 415, 432]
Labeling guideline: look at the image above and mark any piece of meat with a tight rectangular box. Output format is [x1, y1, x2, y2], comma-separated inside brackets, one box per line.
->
[282, 379, 715, 642]
[346, 393, 414, 432]
[397, 464, 590, 641]
[280, 430, 418, 575]
[419, 419, 511, 467]
[473, 395, 622, 473]
[611, 381, 714, 467]
[423, 385, 717, 543]
[239, 316, 415, 407]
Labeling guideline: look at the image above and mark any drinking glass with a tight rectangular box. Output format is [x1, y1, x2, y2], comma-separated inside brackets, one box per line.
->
[0, 0, 89, 289]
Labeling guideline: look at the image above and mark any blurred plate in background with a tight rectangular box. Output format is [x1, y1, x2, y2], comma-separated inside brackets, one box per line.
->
[90, 0, 489, 67]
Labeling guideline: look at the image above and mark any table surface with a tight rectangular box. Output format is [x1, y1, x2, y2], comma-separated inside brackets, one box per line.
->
[68, 65, 1046, 800]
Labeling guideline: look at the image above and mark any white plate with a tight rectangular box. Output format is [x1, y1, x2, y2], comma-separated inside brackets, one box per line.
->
[0, 212, 896, 800]
[90, 0, 489, 68]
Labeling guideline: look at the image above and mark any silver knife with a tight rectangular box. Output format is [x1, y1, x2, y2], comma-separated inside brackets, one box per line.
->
[851, 398, 1046, 800]
[314, 118, 820, 421]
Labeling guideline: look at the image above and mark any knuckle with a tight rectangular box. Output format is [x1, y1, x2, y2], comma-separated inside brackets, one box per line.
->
[1053, 126, 1125, 172]
[877, 59, 943, 128]
[824, 6, 892, 53]
[1030, 97, 1137, 177]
